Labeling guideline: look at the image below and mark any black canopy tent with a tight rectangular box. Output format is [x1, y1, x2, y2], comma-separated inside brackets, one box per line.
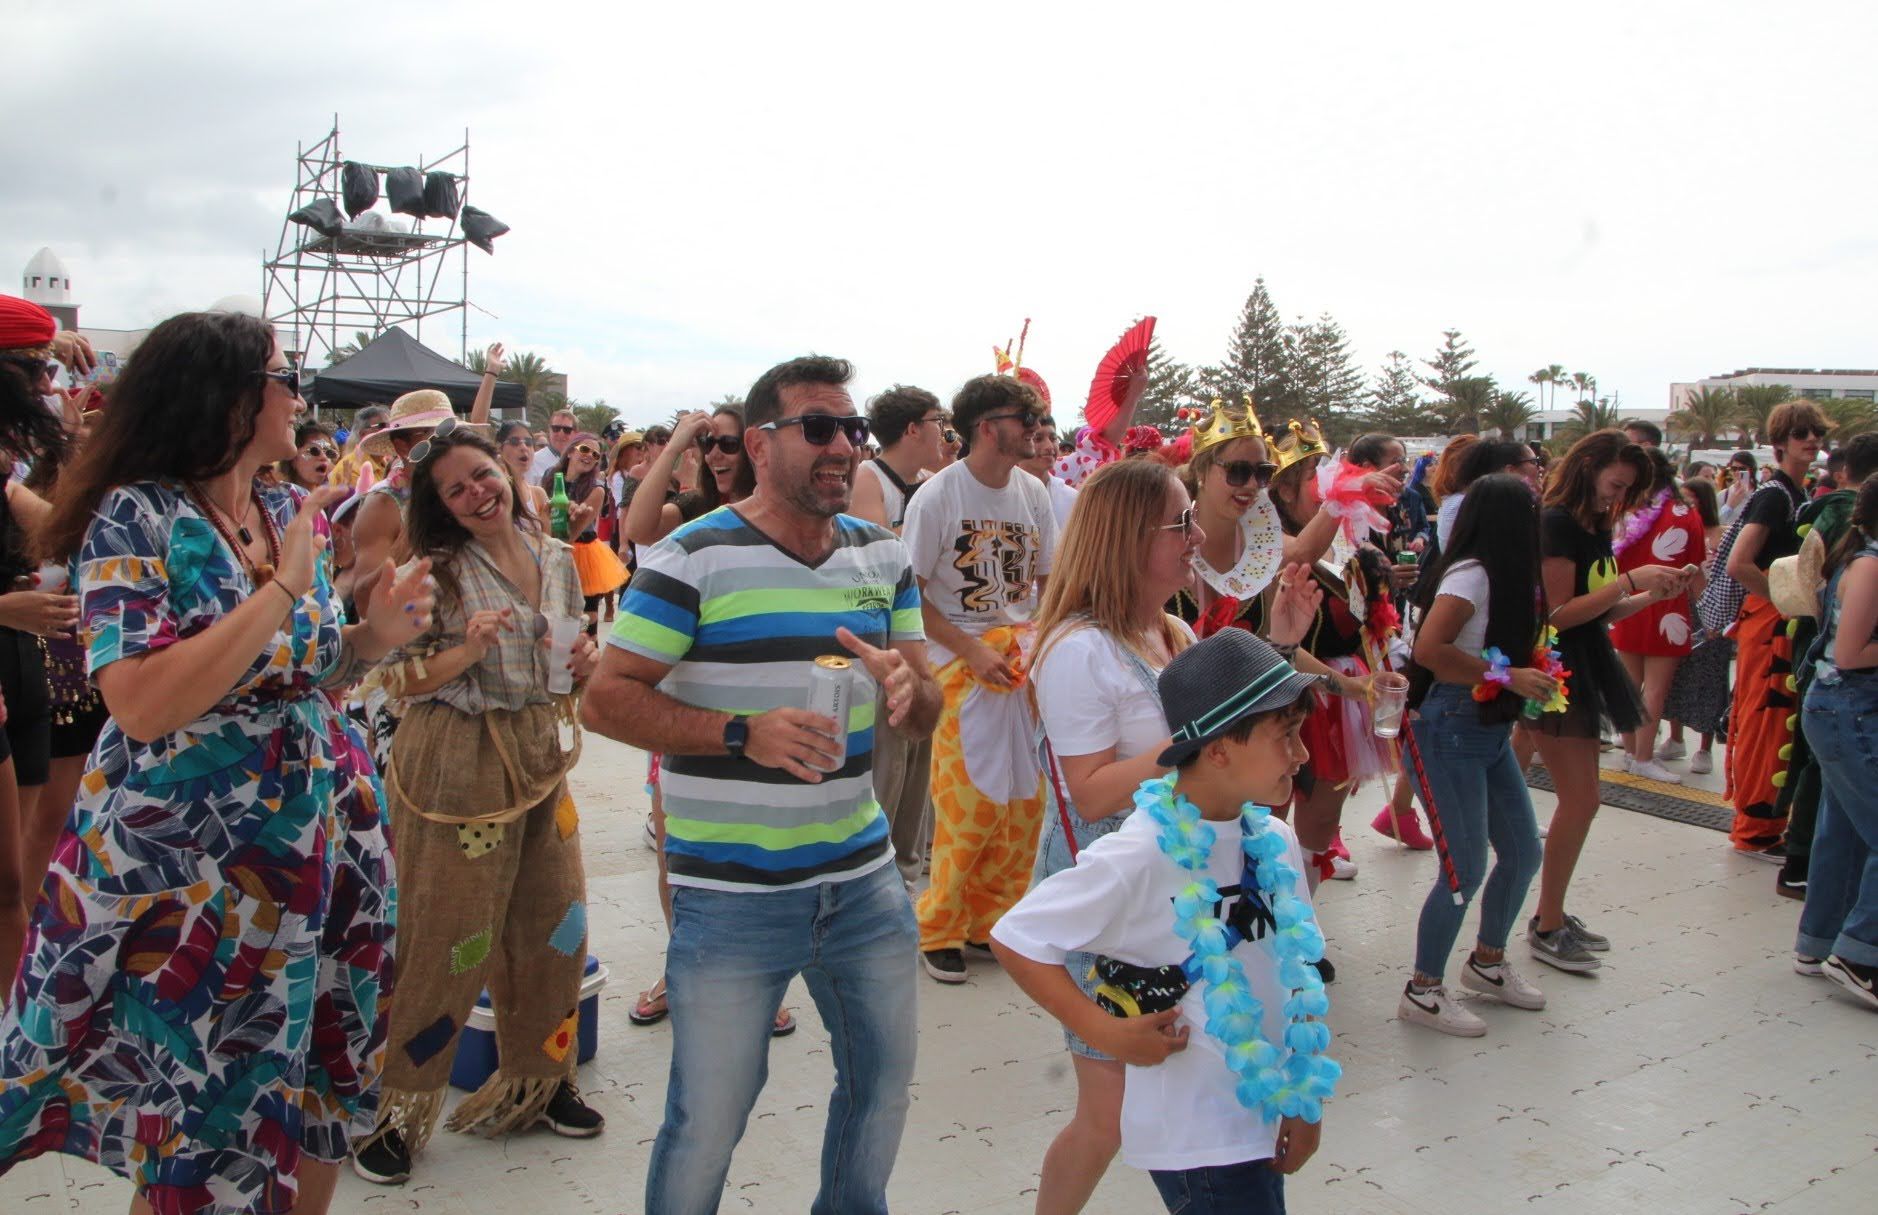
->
[306, 327, 525, 416]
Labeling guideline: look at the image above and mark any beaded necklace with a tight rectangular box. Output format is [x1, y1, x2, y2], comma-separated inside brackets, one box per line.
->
[1136, 774, 1341, 1124]
[190, 482, 283, 588]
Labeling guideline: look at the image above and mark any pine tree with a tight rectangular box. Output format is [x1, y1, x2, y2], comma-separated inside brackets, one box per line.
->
[1290, 312, 1365, 442]
[1197, 276, 1293, 415]
[1418, 329, 1479, 399]
[1135, 333, 1197, 431]
[1364, 351, 1426, 435]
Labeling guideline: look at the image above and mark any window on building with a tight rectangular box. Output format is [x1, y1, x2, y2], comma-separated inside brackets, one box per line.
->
[1844, 390, 1874, 401]
[1808, 388, 1834, 399]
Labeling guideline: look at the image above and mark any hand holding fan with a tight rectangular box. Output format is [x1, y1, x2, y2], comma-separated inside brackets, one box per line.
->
[1084, 316, 1156, 434]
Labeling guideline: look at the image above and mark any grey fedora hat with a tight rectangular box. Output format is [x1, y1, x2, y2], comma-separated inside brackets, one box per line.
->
[1155, 628, 1324, 768]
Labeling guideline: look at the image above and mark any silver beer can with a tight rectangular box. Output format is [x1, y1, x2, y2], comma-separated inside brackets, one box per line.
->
[806, 655, 853, 771]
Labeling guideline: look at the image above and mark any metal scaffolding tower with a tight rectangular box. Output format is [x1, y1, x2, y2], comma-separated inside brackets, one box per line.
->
[261, 117, 473, 368]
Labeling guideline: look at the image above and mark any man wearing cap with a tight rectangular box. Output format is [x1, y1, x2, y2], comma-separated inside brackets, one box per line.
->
[531, 407, 579, 486]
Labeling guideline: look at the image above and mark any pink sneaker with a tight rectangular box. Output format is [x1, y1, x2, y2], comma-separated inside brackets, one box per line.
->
[1329, 829, 1352, 861]
[1371, 806, 1435, 851]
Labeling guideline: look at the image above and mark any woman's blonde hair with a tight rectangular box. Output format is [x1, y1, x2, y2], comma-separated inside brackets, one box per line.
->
[1034, 459, 1194, 668]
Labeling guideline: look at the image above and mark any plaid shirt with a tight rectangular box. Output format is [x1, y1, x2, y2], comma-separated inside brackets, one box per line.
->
[388, 534, 584, 714]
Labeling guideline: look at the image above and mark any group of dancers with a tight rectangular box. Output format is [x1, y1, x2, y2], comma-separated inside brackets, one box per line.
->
[0, 292, 1874, 1215]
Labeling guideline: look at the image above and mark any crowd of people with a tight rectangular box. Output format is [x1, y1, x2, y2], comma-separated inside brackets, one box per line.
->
[0, 290, 1873, 1215]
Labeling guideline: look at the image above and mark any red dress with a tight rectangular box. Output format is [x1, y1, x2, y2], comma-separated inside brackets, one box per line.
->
[1609, 494, 1706, 657]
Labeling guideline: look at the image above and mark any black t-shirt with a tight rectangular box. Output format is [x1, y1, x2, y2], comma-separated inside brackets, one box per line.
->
[1541, 507, 1618, 638]
[1740, 471, 1803, 570]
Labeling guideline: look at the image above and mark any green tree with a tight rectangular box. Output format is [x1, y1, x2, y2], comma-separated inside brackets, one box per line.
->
[1364, 350, 1425, 435]
[1288, 312, 1365, 443]
[1198, 276, 1293, 414]
[1418, 329, 1478, 400]
[326, 329, 377, 365]
[1733, 383, 1794, 441]
[1567, 371, 1597, 404]
[1821, 395, 1877, 443]
[1438, 375, 1497, 435]
[1557, 397, 1622, 444]
[1135, 332, 1197, 431]
[1481, 389, 1539, 440]
[574, 401, 620, 436]
[499, 351, 560, 425]
[1667, 386, 1740, 447]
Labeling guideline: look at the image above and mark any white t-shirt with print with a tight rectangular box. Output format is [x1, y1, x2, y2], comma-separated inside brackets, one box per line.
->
[1033, 625, 1191, 762]
[1045, 474, 1078, 532]
[991, 807, 1315, 1171]
[1435, 558, 1491, 658]
[901, 459, 1058, 666]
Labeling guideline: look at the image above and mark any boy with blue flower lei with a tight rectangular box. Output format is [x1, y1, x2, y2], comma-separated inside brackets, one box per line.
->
[994, 629, 1339, 1214]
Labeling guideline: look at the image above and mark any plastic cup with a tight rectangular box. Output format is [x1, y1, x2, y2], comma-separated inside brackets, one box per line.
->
[1371, 672, 1410, 739]
[546, 614, 580, 695]
[35, 562, 70, 593]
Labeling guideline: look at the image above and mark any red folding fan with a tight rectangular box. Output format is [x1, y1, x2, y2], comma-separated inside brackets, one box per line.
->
[1084, 316, 1155, 433]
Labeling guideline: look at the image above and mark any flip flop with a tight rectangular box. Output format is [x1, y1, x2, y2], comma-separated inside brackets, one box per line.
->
[629, 986, 669, 1027]
[771, 1008, 796, 1037]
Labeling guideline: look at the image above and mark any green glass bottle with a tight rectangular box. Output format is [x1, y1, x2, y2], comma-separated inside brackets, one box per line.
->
[549, 472, 571, 540]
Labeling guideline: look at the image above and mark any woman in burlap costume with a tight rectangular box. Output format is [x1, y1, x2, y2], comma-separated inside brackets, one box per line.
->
[350, 427, 604, 1187]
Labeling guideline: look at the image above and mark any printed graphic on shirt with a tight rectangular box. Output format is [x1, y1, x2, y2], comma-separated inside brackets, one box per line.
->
[951, 518, 1040, 612]
[1588, 555, 1619, 592]
[1091, 881, 1275, 1017]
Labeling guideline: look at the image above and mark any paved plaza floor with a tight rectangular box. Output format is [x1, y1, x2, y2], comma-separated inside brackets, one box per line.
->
[6, 736, 1872, 1214]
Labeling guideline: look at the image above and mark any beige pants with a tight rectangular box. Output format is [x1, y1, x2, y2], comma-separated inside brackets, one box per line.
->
[873, 715, 934, 886]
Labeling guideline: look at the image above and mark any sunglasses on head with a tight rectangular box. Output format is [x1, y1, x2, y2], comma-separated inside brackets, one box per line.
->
[759, 413, 870, 447]
[407, 416, 462, 465]
[1158, 506, 1197, 538]
[698, 434, 744, 456]
[1221, 460, 1278, 488]
[257, 368, 303, 398]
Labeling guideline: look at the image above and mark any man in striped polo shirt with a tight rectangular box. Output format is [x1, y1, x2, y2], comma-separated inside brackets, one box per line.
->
[584, 354, 942, 1215]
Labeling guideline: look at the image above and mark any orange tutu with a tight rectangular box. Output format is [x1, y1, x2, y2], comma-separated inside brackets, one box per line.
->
[571, 538, 629, 597]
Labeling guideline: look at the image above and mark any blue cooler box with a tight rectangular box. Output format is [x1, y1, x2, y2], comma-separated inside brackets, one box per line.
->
[449, 954, 608, 1092]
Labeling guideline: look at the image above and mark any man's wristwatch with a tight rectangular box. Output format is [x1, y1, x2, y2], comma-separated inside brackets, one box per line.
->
[723, 716, 749, 759]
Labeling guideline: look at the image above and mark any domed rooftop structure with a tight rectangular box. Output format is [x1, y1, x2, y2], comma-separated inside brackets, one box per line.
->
[22, 247, 72, 306]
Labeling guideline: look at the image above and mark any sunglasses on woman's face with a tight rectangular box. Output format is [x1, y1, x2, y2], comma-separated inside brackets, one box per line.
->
[572, 443, 599, 458]
[698, 434, 744, 456]
[1221, 460, 1278, 488]
[1158, 506, 1197, 538]
[501, 434, 531, 448]
[301, 444, 339, 462]
[759, 413, 870, 447]
[257, 368, 303, 398]
[407, 416, 461, 465]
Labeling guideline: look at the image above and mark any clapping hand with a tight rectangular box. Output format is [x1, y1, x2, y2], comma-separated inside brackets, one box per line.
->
[360, 557, 437, 649]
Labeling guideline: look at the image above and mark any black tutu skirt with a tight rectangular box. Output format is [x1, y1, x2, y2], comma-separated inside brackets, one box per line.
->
[1534, 624, 1644, 740]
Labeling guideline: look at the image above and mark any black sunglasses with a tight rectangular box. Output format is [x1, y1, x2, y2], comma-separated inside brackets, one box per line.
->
[550, 423, 576, 433]
[1221, 460, 1278, 488]
[760, 414, 870, 447]
[942, 428, 959, 445]
[258, 368, 303, 398]
[983, 410, 1041, 430]
[697, 433, 744, 456]
[1787, 426, 1825, 441]
[408, 416, 462, 464]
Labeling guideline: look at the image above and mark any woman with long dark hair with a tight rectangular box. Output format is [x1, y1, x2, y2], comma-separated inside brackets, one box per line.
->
[0, 309, 434, 1215]
[1397, 475, 1555, 1035]
[1528, 430, 1687, 973]
[1610, 449, 1707, 782]
[351, 426, 604, 1186]
[623, 404, 755, 547]
[552, 431, 628, 631]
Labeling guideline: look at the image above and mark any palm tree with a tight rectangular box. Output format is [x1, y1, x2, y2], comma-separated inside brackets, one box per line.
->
[1568, 371, 1593, 404]
[326, 329, 378, 365]
[1821, 396, 1877, 443]
[500, 351, 559, 423]
[1667, 386, 1740, 447]
[1556, 398, 1621, 444]
[1544, 363, 1567, 410]
[574, 401, 621, 436]
[1442, 376, 1498, 434]
[1528, 368, 1551, 411]
[1733, 383, 1793, 442]
[1482, 389, 1539, 440]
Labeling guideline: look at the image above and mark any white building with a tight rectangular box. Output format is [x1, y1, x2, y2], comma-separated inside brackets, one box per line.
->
[1670, 367, 1878, 410]
[20, 248, 151, 380]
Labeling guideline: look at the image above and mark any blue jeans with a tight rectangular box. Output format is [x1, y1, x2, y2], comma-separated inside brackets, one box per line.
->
[1409, 685, 1544, 979]
[1150, 1159, 1286, 1214]
[1797, 676, 1878, 968]
[646, 860, 919, 1215]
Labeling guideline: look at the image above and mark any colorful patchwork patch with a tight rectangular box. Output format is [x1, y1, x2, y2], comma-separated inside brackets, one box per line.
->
[403, 1014, 457, 1067]
[555, 794, 578, 840]
[457, 822, 504, 859]
[541, 1008, 578, 1062]
[450, 929, 492, 976]
[547, 901, 586, 957]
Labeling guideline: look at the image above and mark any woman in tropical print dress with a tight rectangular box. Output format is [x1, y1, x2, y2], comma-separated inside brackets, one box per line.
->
[0, 311, 434, 1215]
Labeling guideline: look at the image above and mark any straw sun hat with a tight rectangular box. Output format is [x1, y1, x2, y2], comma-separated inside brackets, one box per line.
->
[361, 389, 461, 460]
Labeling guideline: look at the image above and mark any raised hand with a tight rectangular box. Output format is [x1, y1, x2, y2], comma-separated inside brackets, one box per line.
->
[836, 625, 917, 726]
[277, 486, 346, 598]
[361, 557, 437, 649]
[483, 341, 507, 379]
[1267, 563, 1324, 647]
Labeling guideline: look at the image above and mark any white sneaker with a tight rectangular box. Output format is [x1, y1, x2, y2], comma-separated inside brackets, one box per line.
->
[1795, 953, 1827, 977]
[1657, 739, 1687, 761]
[1537, 820, 1550, 839]
[1328, 853, 1358, 881]
[642, 819, 658, 850]
[1689, 750, 1713, 775]
[1629, 758, 1683, 784]
[1601, 751, 1632, 772]
[1398, 984, 1487, 1037]
[1460, 957, 1547, 1010]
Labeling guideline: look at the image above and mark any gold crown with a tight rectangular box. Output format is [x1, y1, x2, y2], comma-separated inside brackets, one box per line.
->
[1267, 418, 1329, 474]
[1180, 394, 1265, 459]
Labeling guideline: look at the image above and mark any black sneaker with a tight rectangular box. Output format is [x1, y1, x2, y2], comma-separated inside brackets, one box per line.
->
[540, 1079, 605, 1138]
[963, 939, 996, 959]
[1733, 841, 1787, 864]
[1312, 956, 1337, 985]
[1823, 955, 1878, 1012]
[351, 1128, 412, 1185]
[1776, 856, 1809, 900]
[922, 948, 967, 983]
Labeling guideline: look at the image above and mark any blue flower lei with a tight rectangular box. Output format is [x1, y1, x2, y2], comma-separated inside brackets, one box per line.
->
[1135, 773, 1341, 1124]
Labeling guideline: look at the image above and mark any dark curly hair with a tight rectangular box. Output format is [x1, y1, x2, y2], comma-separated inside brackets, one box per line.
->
[41, 311, 275, 560]
[950, 375, 1040, 455]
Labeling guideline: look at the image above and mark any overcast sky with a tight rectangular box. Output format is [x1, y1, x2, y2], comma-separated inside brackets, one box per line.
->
[7, 1, 1876, 428]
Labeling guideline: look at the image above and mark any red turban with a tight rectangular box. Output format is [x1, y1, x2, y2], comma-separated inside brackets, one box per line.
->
[0, 294, 56, 356]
